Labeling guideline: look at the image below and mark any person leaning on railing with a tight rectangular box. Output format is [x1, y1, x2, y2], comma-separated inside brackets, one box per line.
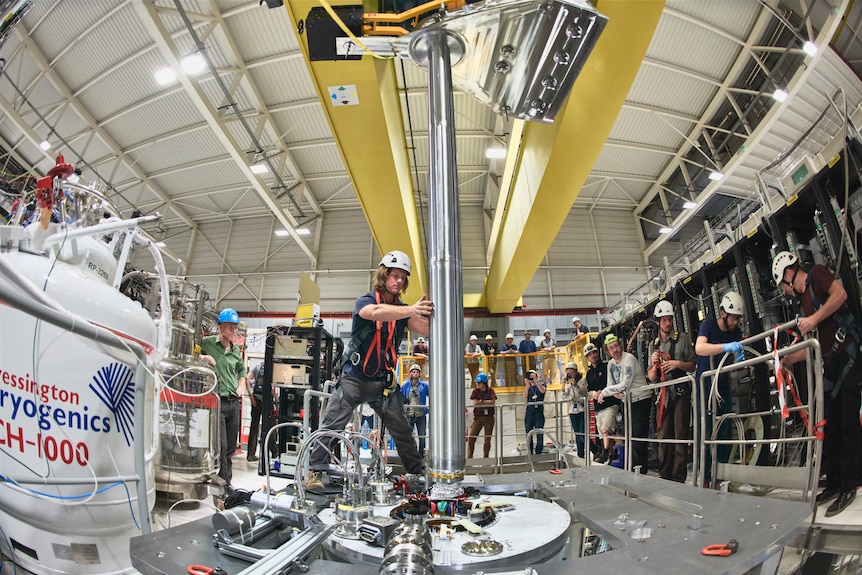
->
[500, 333, 519, 388]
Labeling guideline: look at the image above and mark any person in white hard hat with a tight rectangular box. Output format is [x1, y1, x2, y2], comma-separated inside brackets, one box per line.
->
[412, 336, 429, 375]
[572, 316, 587, 339]
[539, 328, 558, 384]
[648, 301, 696, 483]
[306, 250, 433, 491]
[694, 290, 744, 483]
[773, 251, 860, 517]
[465, 334, 485, 385]
[482, 334, 499, 387]
[500, 333, 519, 388]
[400, 364, 430, 454]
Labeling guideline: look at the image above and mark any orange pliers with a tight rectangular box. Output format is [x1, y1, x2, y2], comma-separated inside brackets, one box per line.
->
[188, 566, 227, 575]
[702, 539, 738, 557]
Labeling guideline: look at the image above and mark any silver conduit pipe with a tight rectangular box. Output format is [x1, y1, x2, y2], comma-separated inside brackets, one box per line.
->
[416, 28, 467, 486]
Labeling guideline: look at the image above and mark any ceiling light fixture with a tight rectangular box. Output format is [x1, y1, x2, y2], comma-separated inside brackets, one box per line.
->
[708, 170, 724, 181]
[683, 201, 697, 209]
[181, 53, 206, 75]
[486, 147, 507, 159]
[250, 163, 268, 174]
[274, 229, 290, 237]
[154, 67, 176, 85]
[802, 40, 817, 57]
[39, 140, 51, 151]
[155, 241, 166, 247]
[659, 226, 672, 234]
[296, 228, 311, 236]
[772, 88, 788, 103]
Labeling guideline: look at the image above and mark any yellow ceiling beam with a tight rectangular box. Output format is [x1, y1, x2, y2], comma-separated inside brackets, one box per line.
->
[283, 0, 427, 301]
[485, 0, 665, 314]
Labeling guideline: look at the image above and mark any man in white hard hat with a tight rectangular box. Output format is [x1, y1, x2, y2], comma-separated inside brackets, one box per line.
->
[306, 251, 433, 491]
[482, 334, 499, 387]
[773, 251, 860, 516]
[465, 334, 484, 385]
[694, 291, 745, 483]
[500, 333, 519, 387]
[572, 316, 587, 339]
[648, 301, 696, 482]
[401, 364, 430, 454]
[412, 336, 429, 375]
[539, 328, 558, 384]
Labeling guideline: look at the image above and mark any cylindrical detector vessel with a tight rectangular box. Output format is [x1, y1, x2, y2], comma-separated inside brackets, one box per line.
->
[155, 355, 219, 490]
[0, 247, 158, 575]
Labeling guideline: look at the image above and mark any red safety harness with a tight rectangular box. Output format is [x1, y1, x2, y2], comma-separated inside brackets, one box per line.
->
[771, 326, 825, 441]
[361, 291, 399, 383]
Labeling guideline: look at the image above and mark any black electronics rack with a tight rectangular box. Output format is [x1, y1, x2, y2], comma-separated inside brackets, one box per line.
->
[258, 324, 334, 477]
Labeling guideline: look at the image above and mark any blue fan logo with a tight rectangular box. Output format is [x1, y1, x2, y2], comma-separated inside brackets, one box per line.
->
[90, 363, 136, 446]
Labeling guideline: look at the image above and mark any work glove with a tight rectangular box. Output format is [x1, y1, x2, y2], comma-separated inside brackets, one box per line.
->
[722, 341, 743, 354]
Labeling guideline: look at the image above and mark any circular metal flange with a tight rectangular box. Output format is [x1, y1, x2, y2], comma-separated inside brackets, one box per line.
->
[320, 495, 571, 568]
[407, 29, 466, 69]
[461, 539, 504, 557]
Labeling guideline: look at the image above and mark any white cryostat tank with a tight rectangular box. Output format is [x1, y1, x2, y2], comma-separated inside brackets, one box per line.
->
[0, 244, 159, 575]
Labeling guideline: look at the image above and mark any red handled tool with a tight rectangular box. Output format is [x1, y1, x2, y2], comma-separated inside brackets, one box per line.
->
[188, 566, 227, 575]
[702, 539, 738, 557]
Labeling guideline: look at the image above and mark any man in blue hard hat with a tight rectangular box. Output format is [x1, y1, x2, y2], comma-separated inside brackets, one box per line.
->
[199, 308, 249, 492]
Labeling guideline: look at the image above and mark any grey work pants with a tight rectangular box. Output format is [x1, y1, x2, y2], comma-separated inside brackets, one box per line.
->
[309, 372, 425, 474]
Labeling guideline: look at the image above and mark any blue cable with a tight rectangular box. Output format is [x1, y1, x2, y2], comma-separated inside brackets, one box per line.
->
[0, 474, 140, 531]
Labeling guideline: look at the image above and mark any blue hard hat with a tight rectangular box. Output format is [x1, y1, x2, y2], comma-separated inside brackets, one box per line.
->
[475, 372, 489, 384]
[218, 308, 239, 324]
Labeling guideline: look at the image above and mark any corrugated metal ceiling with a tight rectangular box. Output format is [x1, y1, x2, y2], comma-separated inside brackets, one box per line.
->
[1, 0, 861, 314]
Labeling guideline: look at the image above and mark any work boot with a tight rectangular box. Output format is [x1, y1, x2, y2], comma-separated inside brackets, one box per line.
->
[595, 450, 608, 464]
[815, 485, 840, 503]
[305, 470, 324, 491]
[825, 488, 856, 517]
[247, 455, 259, 462]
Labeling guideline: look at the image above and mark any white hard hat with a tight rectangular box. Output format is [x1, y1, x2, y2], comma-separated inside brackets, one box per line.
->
[654, 300, 674, 318]
[417, 337, 425, 343]
[583, 343, 598, 356]
[565, 362, 578, 370]
[544, 328, 551, 335]
[506, 333, 514, 339]
[572, 316, 581, 323]
[772, 251, 798, 286]
[720, 291, 745, 315]
[379, 250, 411, 275]
[470, 334, 478, 340]
[409, 364, 421, 372]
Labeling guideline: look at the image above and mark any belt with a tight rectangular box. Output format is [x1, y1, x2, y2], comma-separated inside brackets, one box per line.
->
[220, 395, 239, 402]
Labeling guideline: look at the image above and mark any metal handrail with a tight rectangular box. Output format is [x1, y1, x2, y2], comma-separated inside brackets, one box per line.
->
[696, 323, 822, 507]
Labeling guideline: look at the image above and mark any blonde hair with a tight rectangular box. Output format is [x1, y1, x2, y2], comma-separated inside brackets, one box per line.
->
[372, 265, 409, 294]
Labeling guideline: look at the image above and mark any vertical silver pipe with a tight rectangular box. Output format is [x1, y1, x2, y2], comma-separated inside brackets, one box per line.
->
[421, 28, 466, 484]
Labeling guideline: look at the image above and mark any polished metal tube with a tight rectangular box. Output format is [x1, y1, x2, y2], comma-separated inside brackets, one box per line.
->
[422, 28, 466, 483]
